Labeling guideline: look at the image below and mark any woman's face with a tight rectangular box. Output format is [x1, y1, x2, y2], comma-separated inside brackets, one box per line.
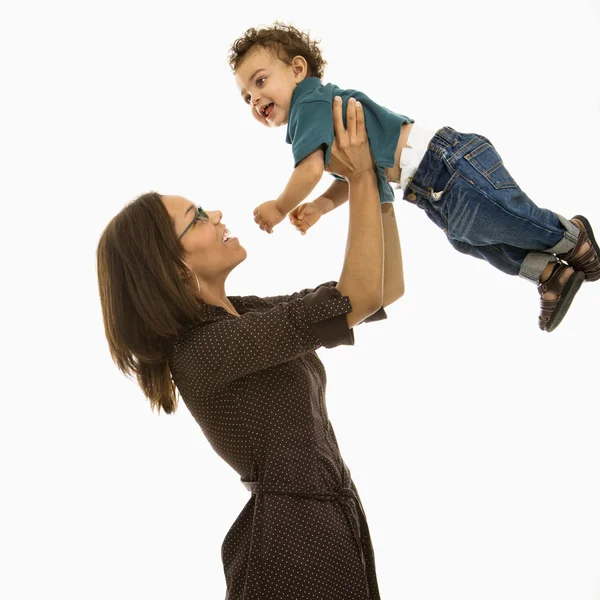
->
[162, 195, 247, 283]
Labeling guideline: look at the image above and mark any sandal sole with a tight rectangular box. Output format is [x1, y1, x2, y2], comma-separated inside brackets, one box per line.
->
[572, 214, 600, 281]
[545, 269, 585, 333]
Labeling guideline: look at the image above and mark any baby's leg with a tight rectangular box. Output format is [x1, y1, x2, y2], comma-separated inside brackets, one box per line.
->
[403, 126, 598, 331]
[442, 233, 587, 332]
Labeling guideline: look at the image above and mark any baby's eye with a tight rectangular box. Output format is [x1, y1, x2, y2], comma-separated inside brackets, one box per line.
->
[256, 77, 265, 88]
[244, 94, 251, 105]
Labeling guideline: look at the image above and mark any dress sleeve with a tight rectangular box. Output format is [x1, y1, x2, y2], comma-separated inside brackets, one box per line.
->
[259, 281, 339, 306]
[260, 281, 387, 325]
[175, 285, 357, 391]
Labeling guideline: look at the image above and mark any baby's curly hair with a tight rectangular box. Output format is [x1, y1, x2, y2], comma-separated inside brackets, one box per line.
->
[228, 21, 327, 79]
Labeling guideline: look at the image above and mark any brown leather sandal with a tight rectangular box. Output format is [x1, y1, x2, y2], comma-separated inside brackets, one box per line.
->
[538, 262, 585, 332]
[557, 215, 600, 282]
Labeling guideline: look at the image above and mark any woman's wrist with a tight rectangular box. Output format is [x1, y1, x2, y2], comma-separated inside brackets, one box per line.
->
[347, 169, 377, 185]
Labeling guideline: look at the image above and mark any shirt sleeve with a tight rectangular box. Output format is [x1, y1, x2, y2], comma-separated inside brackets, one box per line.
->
[175, 285, 357, 391]
[288, 100, 334, 167]
[359, 306, 387, 324]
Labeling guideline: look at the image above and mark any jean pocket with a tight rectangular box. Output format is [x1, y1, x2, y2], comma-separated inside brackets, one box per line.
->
[463, 139, 518, 190]
[431, 168, 459, 202]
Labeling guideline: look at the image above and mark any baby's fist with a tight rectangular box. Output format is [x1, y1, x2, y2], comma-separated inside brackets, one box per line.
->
[253, 200, 286, 234]
[289, 201, 324, 235]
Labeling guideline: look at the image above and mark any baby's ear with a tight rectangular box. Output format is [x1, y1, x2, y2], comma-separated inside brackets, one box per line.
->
[292, 55, 308, 80]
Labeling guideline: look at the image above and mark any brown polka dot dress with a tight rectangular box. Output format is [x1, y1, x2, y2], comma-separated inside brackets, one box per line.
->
[168, 282, 386, 599]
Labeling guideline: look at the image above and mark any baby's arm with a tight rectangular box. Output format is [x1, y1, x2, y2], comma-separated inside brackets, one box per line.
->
[253, 148, 324, 234]
[277, 148, 325, 214]
[289, 178, 349, 234]
[313, 178, 349, 215]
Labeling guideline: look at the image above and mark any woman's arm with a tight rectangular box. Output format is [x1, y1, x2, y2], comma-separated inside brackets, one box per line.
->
[313, 185, 405, 307]
[295, 138, 403, 310]
[381, 203, 405, 306]
[328, 98, 383, 328]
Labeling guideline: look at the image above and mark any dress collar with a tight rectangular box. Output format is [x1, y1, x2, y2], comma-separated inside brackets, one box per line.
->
[199, 296, 245, 322]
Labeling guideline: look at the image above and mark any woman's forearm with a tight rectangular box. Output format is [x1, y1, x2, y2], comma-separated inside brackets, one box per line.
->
[337, 170, 383, 327]
[381, 203, 405, 306]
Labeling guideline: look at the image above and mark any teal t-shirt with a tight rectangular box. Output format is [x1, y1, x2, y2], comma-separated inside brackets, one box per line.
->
[285, 77, 414, 203]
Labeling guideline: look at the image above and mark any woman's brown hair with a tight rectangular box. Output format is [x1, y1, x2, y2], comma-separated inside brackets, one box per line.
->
[228, 21, 327, 79]
[96, 192, 205, 414]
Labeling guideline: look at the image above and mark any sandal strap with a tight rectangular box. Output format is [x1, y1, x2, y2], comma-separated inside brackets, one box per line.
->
[537, 262, 570, 296]
[571, 246, 600, 277]
[558, 219, 600, 280]
[538, 262, 569, 330]
[558, 221, 586, 263]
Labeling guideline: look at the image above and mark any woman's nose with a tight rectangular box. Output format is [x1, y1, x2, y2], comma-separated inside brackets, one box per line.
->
[208, 210, 222, 223]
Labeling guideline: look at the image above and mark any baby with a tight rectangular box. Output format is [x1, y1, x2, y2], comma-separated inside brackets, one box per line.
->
[229, 22, 599, 332]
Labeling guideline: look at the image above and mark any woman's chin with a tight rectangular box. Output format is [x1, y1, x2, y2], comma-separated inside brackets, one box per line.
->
[233, 245, 248, 264]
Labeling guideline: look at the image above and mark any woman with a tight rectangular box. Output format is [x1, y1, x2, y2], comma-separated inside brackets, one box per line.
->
[97, 98, 404, 599]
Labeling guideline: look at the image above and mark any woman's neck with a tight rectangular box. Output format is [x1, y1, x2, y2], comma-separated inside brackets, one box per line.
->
[197, 280, 240, 317]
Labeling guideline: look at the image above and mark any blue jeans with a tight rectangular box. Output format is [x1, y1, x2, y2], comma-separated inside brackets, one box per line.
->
[402, 126, 579, 281]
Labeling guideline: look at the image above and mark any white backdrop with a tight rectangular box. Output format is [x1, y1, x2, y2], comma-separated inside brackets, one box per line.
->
[1, 1, 599, 599]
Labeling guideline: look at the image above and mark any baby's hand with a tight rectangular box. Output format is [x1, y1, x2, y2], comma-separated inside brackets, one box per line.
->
[253, 200, 287, 234]
[289, 201, 324, 235]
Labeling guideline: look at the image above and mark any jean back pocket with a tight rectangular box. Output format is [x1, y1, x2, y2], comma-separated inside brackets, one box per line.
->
[463, 139, 518, 190]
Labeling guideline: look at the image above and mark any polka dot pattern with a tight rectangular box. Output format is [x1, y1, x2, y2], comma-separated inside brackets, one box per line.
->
[168, 282, 386, 599]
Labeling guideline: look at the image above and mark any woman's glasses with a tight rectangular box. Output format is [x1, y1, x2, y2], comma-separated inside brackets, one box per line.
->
[179, 206, 209, 239]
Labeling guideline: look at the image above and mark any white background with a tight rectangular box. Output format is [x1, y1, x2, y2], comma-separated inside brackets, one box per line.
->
[1, 0, 599, 598]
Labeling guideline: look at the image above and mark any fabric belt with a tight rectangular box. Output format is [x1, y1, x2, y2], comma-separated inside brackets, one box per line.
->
[241, 462, 372, 599]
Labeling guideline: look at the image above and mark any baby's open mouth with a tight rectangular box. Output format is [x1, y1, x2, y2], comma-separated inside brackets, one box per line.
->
[262, 103, 274, 119]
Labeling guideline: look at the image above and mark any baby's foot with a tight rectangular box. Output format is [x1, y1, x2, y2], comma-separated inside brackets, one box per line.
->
[570, 219, 592, 261]
[558, 216, 600, 281]
[537, 261, 585, 332]
[538, 261, 575, 302]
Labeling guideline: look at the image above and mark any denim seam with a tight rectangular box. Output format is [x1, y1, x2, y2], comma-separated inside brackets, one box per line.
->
[446, 135, 484, 167]
[484, 244, 524, 268]
[407, 150, 459, 201]
[451, 168, 566, 240]
[463, 144, 518, 190]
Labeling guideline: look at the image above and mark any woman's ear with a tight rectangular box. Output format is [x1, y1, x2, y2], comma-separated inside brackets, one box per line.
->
[178, 260, 192, 280]
[181, 264, 202, 298]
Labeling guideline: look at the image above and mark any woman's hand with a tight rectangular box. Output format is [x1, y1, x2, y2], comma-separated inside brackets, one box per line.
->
[325, 97, 374, 182]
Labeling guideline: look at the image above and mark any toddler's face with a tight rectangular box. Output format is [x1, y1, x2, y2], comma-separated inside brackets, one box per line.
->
[235, 46, 305, 128]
